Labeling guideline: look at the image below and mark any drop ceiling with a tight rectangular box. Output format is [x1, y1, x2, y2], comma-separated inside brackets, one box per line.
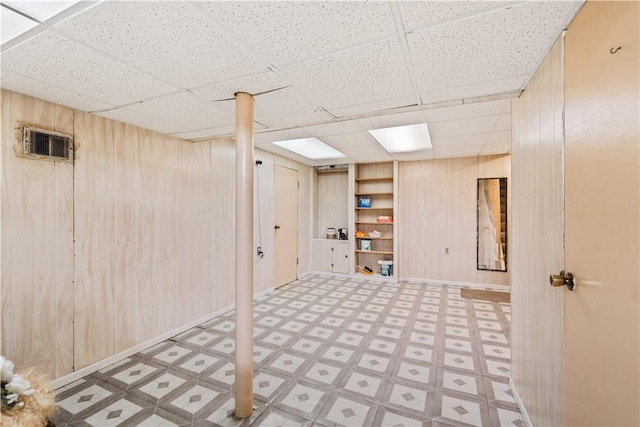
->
[0, 0, 583, 166]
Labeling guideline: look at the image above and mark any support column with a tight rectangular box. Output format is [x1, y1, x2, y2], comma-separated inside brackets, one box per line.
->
[234, 92, 254, 419]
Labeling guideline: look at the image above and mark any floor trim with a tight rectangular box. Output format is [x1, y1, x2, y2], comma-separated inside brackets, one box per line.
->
[400, 276, 511, 291]
[53, 287, 275, 389]
[510, 377, 534, 427]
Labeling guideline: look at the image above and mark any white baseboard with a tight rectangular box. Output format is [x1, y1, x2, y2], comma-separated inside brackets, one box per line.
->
[306, 270, 399, 283]
[53, 287, 275, 389]
[400, 276, 510, 292]
[509, 377, 533, 427]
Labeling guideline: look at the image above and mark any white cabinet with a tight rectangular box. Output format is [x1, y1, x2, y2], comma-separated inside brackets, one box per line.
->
[312, 239, 349, 274]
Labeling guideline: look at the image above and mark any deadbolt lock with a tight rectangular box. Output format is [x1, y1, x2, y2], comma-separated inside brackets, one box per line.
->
[549, 270, 576, 291]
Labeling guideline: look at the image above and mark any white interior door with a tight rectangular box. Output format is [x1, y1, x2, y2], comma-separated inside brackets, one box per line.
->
[563, 2, 639, 425]
[274, 165, 298, 288]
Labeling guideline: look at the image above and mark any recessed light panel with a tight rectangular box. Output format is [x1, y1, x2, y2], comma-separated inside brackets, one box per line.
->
[368, 123, 432, 153]
[4, 0, 82, 22]
[1, 6, 38, 44]
[272, 137, 346, 160]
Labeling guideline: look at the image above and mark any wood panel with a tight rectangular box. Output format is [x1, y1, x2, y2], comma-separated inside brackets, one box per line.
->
[210, 139, 235, 310]
[510, 37, 564, 426]
[297, 163, 311, 275]
[315, 172, 348, 237]
[73, 114, 227, 369]
[1, 90, 312, 380]
[564, 2, 639, 425]
[1, 91, 74, 377]
[398, 155, 510, 286]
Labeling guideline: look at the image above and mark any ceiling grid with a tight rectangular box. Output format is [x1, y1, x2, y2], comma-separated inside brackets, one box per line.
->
[0, 0, 583, 165]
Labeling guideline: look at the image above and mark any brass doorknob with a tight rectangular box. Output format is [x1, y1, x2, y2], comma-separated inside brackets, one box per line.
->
[549, 270, 576, 291]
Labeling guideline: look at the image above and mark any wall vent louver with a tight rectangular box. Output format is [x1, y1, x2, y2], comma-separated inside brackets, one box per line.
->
[23, 126, 72, 161]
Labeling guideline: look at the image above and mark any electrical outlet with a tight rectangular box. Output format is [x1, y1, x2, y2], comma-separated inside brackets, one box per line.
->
[445, 248, 450, 254]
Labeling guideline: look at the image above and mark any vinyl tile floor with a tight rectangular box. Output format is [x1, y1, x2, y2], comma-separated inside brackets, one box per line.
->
[53, 274, 523, 427]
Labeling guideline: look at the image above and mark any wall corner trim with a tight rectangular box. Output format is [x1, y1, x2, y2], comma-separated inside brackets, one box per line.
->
[510, 377, 534, 427]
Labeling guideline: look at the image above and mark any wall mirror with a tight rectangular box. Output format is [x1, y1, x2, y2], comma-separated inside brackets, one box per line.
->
[477, 178, 507, 272]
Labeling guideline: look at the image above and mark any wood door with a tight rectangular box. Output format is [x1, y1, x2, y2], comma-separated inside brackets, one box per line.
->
[564, 2, 639, 425]
[274, 165, 298, 288]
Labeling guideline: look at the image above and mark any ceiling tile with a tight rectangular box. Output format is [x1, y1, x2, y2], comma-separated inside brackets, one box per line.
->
[320, 132, 377, 149]
[254, 128, 311, 146]
[0, 70, 114, 112]
[427, 115, 497, 138]
[170, 130, 214, 141]
[191, 71, 286, 102]
[348, 151, 394, 163]
[256, 143, 336, 166]
[434, 145, 482, 159]
[237, 86, 333, 129]
[54, 1, 265, 88]
[300, 120, 365, 137]
[485, 130, 511, 145]
[1, 30, 177, 106]
[278, 38, 414, 110]
[421, 77, 528, 107]
[480, 142, 511, 156]
[408, 1, 581, 94]
[332, 141, 388, 157]
[426, 99, 510, 123]
[432, 133, 490, 148]
[197, 122, 267, 140]
[126, 92, 235, 131]
[356, 110, 427, 132]
[399, 1, 510, 30]
[492, 113, 511, 131]
[391, 150, 435, 162]
[96, 107, 189, 135]
[200, 1, 396, 66]
[327, 94, 418, 118]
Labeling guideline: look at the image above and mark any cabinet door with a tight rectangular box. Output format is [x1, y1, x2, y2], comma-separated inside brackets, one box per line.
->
[332, 242, 350, 274]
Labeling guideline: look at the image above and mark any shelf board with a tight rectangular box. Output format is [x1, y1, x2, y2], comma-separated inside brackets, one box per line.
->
[356, 221, 394, 225]
[355, 176, 393, 182]
[355, 250, 394, 255]
[356, 207, 393, 210]
[355, 236, 393, 240]
[355, 192, 393, 196]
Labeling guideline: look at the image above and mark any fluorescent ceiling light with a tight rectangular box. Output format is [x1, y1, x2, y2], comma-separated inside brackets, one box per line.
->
[272, 137, 346, 160]
[1, 7, 38, 44]
[368, 123, 432, 153]
[4, 0, 82, 22]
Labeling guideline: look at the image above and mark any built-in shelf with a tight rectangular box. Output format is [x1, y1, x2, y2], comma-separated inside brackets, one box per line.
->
[355, 176, 393, 182]
[354, 162, 396, 277]
[355, 192, 393, 196]
[356, 221, 394, 225]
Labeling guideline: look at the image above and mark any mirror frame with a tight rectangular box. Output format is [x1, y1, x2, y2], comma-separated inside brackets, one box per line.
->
[477, 177, 508, 272]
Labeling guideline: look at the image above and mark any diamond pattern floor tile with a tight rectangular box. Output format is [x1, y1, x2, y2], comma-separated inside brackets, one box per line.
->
[53, 274, 520, 427]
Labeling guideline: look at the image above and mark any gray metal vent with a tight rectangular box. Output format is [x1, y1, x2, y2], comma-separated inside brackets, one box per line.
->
[23, 127, 72, 160]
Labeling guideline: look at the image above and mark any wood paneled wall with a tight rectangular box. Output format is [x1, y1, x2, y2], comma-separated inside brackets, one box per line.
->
[1, 90, 74, 378]
[1, 91, 310, 379]
[398, 155, 510, 286]
[510, 37, 565, 426]
[314, 172, 348, 238]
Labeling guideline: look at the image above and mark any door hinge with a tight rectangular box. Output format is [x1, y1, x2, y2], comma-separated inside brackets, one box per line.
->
[296, 258, 299, 265]
[298, 181, 300, 188]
